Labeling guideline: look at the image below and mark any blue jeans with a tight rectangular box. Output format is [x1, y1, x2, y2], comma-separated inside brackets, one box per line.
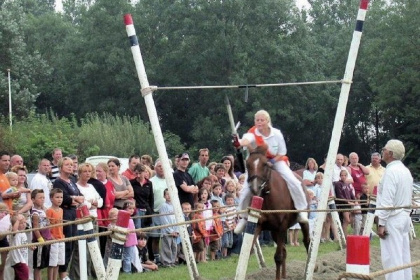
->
[122, 246, 137, 273]
[134, 209, 146, 229]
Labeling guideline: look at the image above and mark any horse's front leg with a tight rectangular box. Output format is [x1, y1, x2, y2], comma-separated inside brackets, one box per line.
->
[272, 230, 287, 280]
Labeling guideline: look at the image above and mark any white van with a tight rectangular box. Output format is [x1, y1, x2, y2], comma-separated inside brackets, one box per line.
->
[85, 156, 129, 174]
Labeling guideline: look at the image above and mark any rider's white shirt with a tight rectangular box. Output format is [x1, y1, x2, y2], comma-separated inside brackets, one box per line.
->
[242, 126, 287, 156]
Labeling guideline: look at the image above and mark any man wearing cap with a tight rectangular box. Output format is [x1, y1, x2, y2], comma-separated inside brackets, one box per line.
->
[188, 148, 210, 184]
[173, 153, 198, 207]
[376, 139, 413, 280]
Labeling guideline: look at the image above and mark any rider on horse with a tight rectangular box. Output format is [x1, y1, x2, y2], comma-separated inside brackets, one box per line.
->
[233, 110, 308, 233]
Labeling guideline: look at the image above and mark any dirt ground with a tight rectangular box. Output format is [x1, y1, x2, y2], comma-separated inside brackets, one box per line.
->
[245, 238, 420, 280]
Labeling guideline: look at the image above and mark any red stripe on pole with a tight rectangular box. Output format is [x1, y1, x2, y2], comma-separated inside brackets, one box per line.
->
[124, 14, 133, 25]
[360, 0, 369, 10]
[251, 196, 264, 210]
[347, 235, 370, 265]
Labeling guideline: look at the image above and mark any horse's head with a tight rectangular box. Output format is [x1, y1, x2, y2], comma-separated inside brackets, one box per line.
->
[246, 145, 272, 196]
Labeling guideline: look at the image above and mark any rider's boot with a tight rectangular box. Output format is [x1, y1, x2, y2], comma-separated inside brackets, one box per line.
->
[298, 211, 308, 223]
[234, 217, 247, 234]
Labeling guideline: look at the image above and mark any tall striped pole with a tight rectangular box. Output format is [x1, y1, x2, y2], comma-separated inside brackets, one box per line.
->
[304, 1, 370, 279]
[124, 14, 200, 280]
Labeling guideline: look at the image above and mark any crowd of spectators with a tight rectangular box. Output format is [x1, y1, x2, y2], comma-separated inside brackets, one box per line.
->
[0, 147, 390, 280]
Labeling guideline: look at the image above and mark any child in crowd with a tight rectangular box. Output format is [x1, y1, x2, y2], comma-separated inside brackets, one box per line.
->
[334, 170, 356, 237]
[236, 175, 245, 195]
[359, 183, 370, 235]
[214, 164, 226, 191]
[307, 189, 317, 238]
[198, 188, 212, 263]
[311, 172, 323, 201]
[224, 180, 238, 204]
[137, 233, 158, 272]
[209, 200, 223, 261]
[31, 189, 52, 280]
[222, 194, 236, 258]
[5, 172, 22, 210]
[46, 188, 65, 280]
[192, 202, 207, 262]
[122, 200, 141, 273]
[289, 223, 301, 246]
[210, 183, 224, 205]
[0, 202, 10, 280]
[9, 214, 29, 280]
[178, 202, 193, 264]
[104, 208, 119, 267]
[159, 189, 179, 268]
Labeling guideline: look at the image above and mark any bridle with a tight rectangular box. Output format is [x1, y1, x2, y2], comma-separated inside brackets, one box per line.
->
[247, 151, 273, 195]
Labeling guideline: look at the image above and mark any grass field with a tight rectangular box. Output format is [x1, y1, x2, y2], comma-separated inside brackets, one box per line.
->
[114, 223, 420, 280]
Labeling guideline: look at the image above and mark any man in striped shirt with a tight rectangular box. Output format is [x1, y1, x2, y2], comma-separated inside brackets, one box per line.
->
[50, 148, 62, 183]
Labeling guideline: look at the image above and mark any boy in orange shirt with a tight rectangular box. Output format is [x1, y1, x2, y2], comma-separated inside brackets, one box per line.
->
[46, 188, 65, 280]
[192, 202, 207, 262]
[209, 200, 223, 261]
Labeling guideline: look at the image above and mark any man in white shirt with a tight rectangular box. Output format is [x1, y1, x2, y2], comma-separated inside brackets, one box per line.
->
[149, 158, 172, 264]
[30, 159, 53, 208]
[332, 153, 353, 183]
[376, 139, 413, 280]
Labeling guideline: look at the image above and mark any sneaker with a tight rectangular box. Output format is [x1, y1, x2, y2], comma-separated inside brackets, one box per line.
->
[62, 277, 71, 280]
[297, 212, 308, 223]
[234, 218, 247, 234]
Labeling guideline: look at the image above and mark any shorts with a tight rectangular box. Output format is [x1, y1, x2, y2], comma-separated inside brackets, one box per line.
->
[0, 237, 9, 247]
[148, 215, 162, 238]
[13, 262, 29, 280]
[33, 243, 51, 269]
[222, 231, 233, 249]
[49, 242, 65, 266]
[192, 239, 204, 253]
[209, 240, 220, 252]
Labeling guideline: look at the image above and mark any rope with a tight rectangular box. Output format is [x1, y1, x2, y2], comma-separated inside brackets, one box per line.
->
[155, 80, 343, 91]
[259, 205, 418, 214]
[0, 217, 94, 237]
[0, 230, 112, 252]
[337, 260, 420, 280]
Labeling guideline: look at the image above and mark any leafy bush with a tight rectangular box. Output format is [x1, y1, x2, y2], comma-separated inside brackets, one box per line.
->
[0, 112, 186, 171]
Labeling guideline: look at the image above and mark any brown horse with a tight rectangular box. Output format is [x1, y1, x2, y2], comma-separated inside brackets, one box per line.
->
[246, 145, 310, 280]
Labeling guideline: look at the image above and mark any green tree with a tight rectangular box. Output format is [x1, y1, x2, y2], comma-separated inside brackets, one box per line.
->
[362, 0, 420, 176]
[0, 0, 51, 119]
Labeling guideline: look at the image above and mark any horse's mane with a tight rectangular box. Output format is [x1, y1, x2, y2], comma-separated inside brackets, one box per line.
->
[251, 144, 268, 157]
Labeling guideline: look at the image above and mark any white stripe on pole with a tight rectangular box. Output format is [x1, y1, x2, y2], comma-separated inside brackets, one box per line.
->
[76, 208, 88, 280]
[78, 205, 106, 280]
[362, 196, 376, 237]
[7, 69, 12, 131]
[124, 14, 200, 280]
[304, 1, 370, 279]
[235, 196, 264, 280]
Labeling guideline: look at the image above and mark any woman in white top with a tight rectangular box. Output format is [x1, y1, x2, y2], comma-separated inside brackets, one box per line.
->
[76, 163, 103, 217]
[302, 158, 318, 190]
